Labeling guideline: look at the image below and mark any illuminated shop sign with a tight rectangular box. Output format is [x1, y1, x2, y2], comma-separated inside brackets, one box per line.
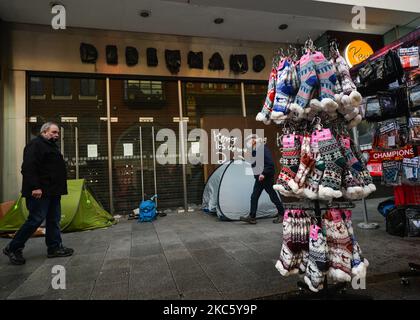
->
[345, 40, 374, 67]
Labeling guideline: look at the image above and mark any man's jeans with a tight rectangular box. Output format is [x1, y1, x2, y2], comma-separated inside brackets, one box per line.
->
[250, 174, 284, 219]
[8, 196, 62, 253]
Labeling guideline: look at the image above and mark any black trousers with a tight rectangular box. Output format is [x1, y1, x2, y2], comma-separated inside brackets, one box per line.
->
[250, 175, 284, 218]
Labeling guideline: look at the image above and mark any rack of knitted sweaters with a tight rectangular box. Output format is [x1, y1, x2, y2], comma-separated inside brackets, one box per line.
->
[256, 39, 376, 296]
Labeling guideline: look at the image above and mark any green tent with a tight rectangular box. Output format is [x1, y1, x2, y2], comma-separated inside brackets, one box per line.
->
[0, 179, 116, 233]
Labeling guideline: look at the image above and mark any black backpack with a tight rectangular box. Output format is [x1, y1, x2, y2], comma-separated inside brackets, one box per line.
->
[384, 50, 404, 84]
[386, 207, 406, 237]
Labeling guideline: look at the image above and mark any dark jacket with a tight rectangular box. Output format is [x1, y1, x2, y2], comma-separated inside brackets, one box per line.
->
[252, 144, 275, 178]
[21, 135, 68, 197]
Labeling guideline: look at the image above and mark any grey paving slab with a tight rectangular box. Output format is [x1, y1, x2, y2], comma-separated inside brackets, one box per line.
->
[225, 249, 267, 264]
[8, 295, 44, 300]
[129, 272, 179, 298]
[241, 260, 282, 280]
[7, 278, 52, 299]
[161, 242, 185, 251]
[104, 249, 131, 260]
[74, 244, 110, 255]
[200, 262, 262, 292]
[67, 252, 106, 267]
[96, 267, 130, 285]
[42, 282, 94, 300]
[189, 247, 235, 266]
[130, 243, 163, 257]
[163, 248, 192, 262]
[101, 258, 130, 271]
[183, 240, 220, 250]
[173, 272, 217, 293]
[0, 273, 32, 299]
[181, 289, 223, 300]
[0, 261, 44, 276]
[90, 281, 129, 300]
[129, 253, 170, 274]
[370, 277, 420, 299]
[167, 259, 204, 278]
[65, 265, 102, 285]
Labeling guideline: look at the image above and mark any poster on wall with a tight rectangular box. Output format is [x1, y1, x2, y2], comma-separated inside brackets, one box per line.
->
[87, 144, 98, 158]
[123, 143, 134, 157]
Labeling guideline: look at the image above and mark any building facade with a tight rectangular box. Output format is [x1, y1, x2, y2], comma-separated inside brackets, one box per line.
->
[0, 22, 290, 214]
[1, 18, 415, 214]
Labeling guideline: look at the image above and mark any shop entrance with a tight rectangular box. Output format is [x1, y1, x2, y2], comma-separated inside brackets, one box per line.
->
[111, 121, 185, 214]
[27, 75, 266, 215]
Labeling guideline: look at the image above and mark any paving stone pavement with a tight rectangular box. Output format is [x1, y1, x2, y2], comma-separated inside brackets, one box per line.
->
[0, 197, 419, 300]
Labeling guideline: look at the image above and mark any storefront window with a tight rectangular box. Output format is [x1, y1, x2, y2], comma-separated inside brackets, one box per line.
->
[52, 78, 72, 99]
[80, 79, 97, 98]
[30, 77, 45, 99]
[244, 83, 266, 118]
[124, 80, 165, 103]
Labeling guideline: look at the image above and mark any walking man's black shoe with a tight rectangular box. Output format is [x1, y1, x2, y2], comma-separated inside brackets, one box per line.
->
[47, 246, 74, 258]
[273, 215, 284, 224]
[240, 216, 257, 224]
[3, 246, 26, 265]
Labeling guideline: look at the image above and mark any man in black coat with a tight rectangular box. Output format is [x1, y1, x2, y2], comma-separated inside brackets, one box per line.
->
[240, 135, 285, 225]
[3, 122, 74, 265]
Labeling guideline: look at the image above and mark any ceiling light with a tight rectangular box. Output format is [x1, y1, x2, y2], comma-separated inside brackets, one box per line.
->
[214, 18, 224, 24]
[139, 10, 151, 18]
[278, 24, 288, 30]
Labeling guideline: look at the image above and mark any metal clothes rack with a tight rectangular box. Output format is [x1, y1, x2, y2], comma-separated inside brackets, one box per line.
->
[353, 32, 420, 284]
[283, 200, 372, 300]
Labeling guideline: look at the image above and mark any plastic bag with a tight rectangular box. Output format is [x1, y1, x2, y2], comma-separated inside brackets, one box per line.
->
[382, 160, 401, 186]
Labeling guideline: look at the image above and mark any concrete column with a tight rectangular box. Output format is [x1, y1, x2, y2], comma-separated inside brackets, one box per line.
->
[1, 70, 26, 201]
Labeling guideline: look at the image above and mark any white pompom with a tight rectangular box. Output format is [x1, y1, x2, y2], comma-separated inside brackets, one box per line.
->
[350, 91, 363, 107]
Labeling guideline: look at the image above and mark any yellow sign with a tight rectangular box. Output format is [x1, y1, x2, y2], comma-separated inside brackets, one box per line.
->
[345, 40, 374, 67]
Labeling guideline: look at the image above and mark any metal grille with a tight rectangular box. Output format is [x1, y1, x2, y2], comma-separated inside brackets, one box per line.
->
[27, 77, 111, 212]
